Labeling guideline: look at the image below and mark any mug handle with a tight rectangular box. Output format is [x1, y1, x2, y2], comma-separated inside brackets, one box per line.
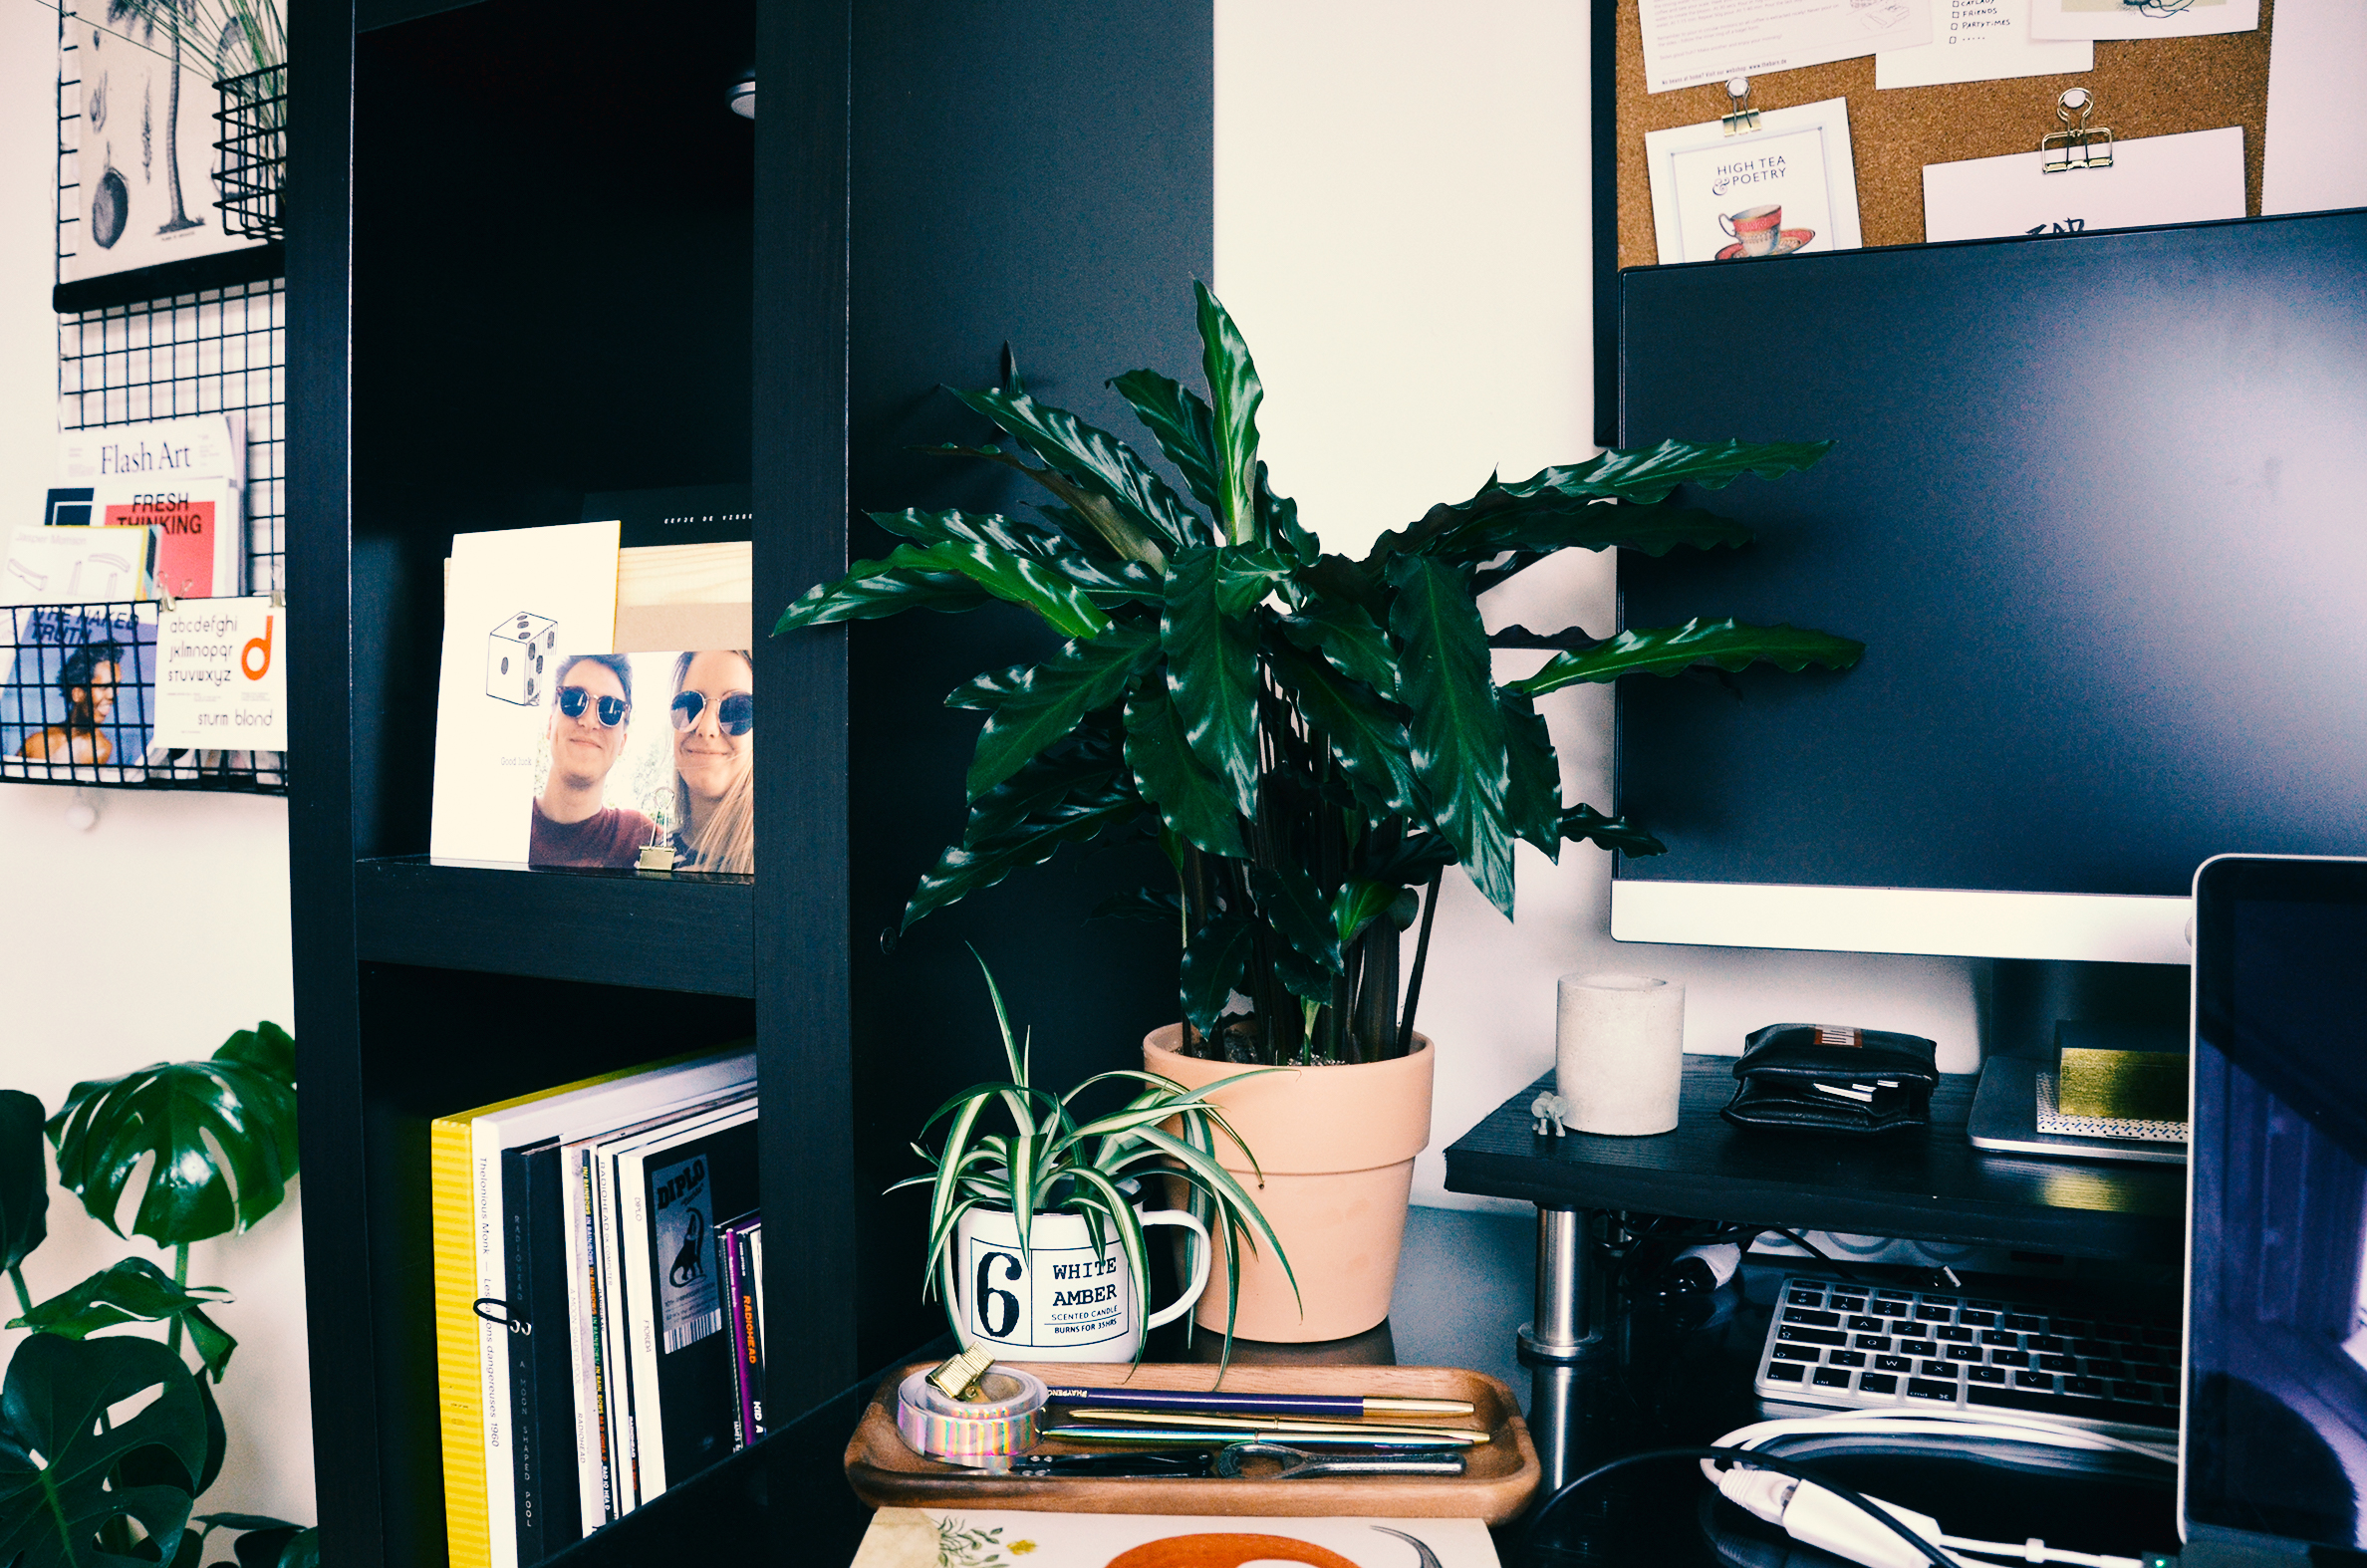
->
[1134, 1208, 1211, 1330]
[1718, 211, 1741, 238]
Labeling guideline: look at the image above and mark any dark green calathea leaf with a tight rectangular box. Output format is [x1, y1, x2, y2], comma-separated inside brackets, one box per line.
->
[949, 624, 1158, 799]
[872, 508, 1164, 612]
[1089, 888, 1186, 926]
[1560, 803, 1668, 858]
[1278, 601, 1398, 697]
[1329, 880, 1400, 949]
[1160, 548, 1262, 817]
[0, 1091, 48, 1274]
[1356, 826, 1459, 890]
[1180, 915, 1256, 1040]
[1194, 283, 1264, 545]
[1497, 688, 1563, 860]
[1109, 368, 1221, 513]
[49, 1029, 302, 1247]
[1486, 624, 1603, 653]
[1124, 682, 1246, 859]
[771, 558, 992, 633]
[1250, 861, 1343, 978]
[1264, 639, 1416, 818]
[1387, 557, 1515, 916]
[1212, 545, 1293, 617]
[274, 1525, 320, 1568]
[1509, 618, 1866, 698]
[12, 1258, 237, 1382]
[959, 723, 1124, 844]
[948, 389, 1202, 559]
[0, 1334, 208, 1568]
[866, 541, 1112, 639]
[905, 769, 1145, 932]
[1523, 436, 1833, 505]
[1253, 462, 1321, 569]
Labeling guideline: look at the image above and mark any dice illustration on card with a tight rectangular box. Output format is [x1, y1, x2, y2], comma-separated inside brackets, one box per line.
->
[487, 611, 557, 706]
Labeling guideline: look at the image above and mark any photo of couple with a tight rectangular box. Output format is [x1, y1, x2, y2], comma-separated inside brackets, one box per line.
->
[527, 649, 752, 875]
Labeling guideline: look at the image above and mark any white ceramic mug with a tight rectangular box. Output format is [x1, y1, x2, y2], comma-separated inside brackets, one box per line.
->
[951, 1201, 1210, 1361]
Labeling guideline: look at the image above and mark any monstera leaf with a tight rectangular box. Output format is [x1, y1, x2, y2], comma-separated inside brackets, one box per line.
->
[48, 1024, 299, 1246]
[13, 1259, 237, 1382]
[0, 1334, 208, 1568]
[0, 1091, 48, 1274]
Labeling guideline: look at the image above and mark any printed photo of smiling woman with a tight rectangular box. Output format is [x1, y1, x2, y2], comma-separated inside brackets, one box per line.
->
[668, 649, 753, 876]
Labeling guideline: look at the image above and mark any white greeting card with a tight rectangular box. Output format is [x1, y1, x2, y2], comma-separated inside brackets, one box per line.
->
[428, 522, 620, 864]
[850, 1509, 1501, 1568]
[153, 596, 285, 750]
[1639, 0, 1934, 94]
[1922, 126, 2244, 242]
[1877, 0, 2092, 88]
[2029, 0, 2258, 41]
[1647, 99, 1865, 266]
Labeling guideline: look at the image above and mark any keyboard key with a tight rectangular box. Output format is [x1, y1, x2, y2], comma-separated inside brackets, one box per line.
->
[1899, 1339, 1938, 1358]
[1936, 1325, 1974, 1343]
[1860, 1373, 1899, 1395]
[1848, 1315, 1888, 1332]
[1855, 1335, 1893, 1351]
[2031, 1336, 2068, 1353]
[1875, 1301, 1911, 1317]
[2085, 1361, 2129, 1382]
[2056, 1320, 2094, 1336]
[1915, 1305, 1955, 1322]
[1767, 1362, 1806, 1383]
[1787, 1289, 1825, 1306]
[1968, 1365, 2006, 1385]
[1876, 1355, 1913, 1373]
[1946, 1345, 1981, 1362]
[1784, 1308, 1842, 1327]
[1829, 1351, 1867, 1368]
[1907, 1379, 1959, 1403]
[2098, 1322, 2137, 1342]
[2014, 1370, 2054, 1390]
[2038, 1354, 2077, 1373]
[1924, 1296, 1960, 1306]
[1967, 1383, 2176, 1431]
[1813, 1368, 1853, 1388]
[1874, 1290, 1912, 1302]
[2123, 1345, 2164, 1365]
[1830, 1297, 1868, 1312]
[1968, 1299, 2005, 1310]
[1979, 1330, 2018, 1347]
[1781, 1326, 1848, 1348]
[2112, 1382, 2158, 1403]
[2002, 1314, 2045, 1332]
[1959, 1310, 1997, 1327]
[2135, 1364, 2175, 1385]
[1920, 1361, 1960, 1379]
[2061, 1377, 2106, 1399]
[2074, 1339, 2114, 1359]
[2143, 1327, 2178, 1347]
[1773, 1345, 1821, 1363]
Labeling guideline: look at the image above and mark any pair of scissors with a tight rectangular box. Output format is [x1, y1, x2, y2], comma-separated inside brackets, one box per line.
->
[1212, 1440, 1467, 1479]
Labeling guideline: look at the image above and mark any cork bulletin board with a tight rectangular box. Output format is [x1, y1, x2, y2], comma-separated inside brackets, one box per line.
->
[1612, 0, 2276, 269]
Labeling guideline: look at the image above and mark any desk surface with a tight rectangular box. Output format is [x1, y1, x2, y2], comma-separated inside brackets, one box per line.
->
[1445, 1060, 2187, 1262]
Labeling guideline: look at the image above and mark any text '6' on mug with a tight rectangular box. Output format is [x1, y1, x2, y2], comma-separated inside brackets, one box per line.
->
[951, 1202, 1209, 1363]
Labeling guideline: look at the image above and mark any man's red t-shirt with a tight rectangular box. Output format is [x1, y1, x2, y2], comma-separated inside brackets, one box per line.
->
[529, 799, 660, 869]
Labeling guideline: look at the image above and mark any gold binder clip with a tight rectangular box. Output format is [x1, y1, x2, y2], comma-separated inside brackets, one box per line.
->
[1721, 76, 1760, 136]
[2041, 88, 2113, 172]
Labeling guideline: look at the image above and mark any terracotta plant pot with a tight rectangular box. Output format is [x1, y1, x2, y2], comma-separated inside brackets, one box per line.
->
[1143, 1025, 1435, 1343]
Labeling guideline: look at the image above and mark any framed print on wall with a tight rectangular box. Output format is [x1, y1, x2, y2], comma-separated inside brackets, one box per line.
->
[1645, 97, 1866, 266]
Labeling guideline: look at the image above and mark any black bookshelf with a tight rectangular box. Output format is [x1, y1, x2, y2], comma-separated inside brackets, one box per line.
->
[287, 1, 1212, 1563]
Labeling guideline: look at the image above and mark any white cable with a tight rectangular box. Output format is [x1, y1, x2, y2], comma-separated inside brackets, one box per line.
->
[1702, 1407, 2172, 1568]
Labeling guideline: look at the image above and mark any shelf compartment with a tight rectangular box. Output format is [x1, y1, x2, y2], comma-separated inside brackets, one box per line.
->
[355, 857, 753, 996]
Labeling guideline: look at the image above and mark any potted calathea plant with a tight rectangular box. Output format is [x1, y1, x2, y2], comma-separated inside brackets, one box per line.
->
[777, 284, 1861, 1340]
[0, 1022, 314, 1568]
[898, 955, 1287, 1367]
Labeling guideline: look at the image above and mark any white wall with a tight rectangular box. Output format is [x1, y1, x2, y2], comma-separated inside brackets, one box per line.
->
[1213, 0, 1985, 1213]
[0, 0, 312, 1527]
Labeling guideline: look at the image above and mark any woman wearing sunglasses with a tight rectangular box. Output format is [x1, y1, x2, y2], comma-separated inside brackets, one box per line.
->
[529, 652, 661, 869]
[669, 650, 754, 875]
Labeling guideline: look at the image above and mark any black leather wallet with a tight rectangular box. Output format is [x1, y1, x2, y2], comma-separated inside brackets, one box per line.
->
[1721, 1022, 1940, 1136]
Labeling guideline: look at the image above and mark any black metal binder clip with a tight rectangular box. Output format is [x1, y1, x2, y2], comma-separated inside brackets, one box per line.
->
[1722, 76, 1760, 136]
[472, 1297, 531, 1336]
[2041, 88, 2113, 172]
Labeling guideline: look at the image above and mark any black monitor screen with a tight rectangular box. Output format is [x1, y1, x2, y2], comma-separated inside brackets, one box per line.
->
[1616, 212, 2367, 900]
[2189, 856, 2367, 1554]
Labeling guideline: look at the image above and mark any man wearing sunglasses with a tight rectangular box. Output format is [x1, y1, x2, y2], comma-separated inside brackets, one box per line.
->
[529, 652, 660, 869]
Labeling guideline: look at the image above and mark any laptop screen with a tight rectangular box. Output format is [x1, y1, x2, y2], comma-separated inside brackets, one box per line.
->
[2188, 855, 2367, 1556]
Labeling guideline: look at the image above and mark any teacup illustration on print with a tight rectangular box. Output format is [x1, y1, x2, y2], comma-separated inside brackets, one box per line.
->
[1715, 204, 1815, 262]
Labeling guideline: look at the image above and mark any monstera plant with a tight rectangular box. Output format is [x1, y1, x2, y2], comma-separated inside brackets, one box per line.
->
[0, 1022, 315, 1568]
[777, 284, 1863, 1066]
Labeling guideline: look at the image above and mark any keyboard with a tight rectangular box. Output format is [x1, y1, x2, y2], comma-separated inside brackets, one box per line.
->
[1752, 1275, 2180, 1434]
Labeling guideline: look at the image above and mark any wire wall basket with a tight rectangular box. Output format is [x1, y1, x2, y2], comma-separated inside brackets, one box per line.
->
[0, 601, 285, 794]
[212, 64, 287, 242]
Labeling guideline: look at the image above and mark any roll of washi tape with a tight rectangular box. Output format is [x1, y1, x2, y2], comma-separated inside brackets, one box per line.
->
[895, 1366, 1048, 1466]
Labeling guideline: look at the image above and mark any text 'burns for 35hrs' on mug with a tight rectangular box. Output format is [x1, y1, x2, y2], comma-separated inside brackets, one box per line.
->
[952, 1203, 1210, 1362]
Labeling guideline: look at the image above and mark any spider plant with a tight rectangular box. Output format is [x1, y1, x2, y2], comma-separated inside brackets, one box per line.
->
[894, 954, 1292, 1366]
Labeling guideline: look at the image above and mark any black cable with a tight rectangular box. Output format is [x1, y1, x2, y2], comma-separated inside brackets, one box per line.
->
[1770, 1227, 1866, 1285]
[1519, 1444, 1957, 1568]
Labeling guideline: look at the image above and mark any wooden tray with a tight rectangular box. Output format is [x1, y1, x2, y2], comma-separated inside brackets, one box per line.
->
[843, 1361, 1540, 1525]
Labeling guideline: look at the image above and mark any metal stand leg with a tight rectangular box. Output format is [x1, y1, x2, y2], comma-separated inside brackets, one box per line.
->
[1517, 1204, 1599, 1362]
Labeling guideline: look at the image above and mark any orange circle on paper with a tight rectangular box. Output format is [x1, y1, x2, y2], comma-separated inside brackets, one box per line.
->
[1104, 1536, 1364, 1568]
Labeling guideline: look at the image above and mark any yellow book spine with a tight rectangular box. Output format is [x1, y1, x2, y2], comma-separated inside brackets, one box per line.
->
[432, 1115, 492, 1568]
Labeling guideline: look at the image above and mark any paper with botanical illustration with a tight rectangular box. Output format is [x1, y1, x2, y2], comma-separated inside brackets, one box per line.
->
[1639, 0, 1934, 94]
[2028, 0, 2258, 42]
[1647, 99, 1866, 265]
[1922, 126, 2244, 242]
[1876, 0, 2091, 88]
[849, 1509, 1502, 1568]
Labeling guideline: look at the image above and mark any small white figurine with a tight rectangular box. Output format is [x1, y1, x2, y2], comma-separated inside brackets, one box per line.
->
[1531, 1091, 1573, 1137]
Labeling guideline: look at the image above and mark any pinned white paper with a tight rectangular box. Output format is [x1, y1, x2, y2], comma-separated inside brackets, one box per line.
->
[1877, 0, 2092, 88]
[153, 596, 285, 750]
[1638, 0, 1934, 95]
[428, 522, 621, 864]
[2264, 0, 2367, 216]
[2029, 0, 2258, 42]
[1923, 126, 2244, 243]
[1647, 99, 1866, 265]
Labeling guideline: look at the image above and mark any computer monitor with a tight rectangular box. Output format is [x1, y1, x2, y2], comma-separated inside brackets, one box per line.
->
[1613, 210, 2367, 963]
[2184, 854, 2367, 1560]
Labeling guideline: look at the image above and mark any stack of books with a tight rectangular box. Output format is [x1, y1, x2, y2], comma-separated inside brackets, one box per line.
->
[433, 1048, 770, 1568]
